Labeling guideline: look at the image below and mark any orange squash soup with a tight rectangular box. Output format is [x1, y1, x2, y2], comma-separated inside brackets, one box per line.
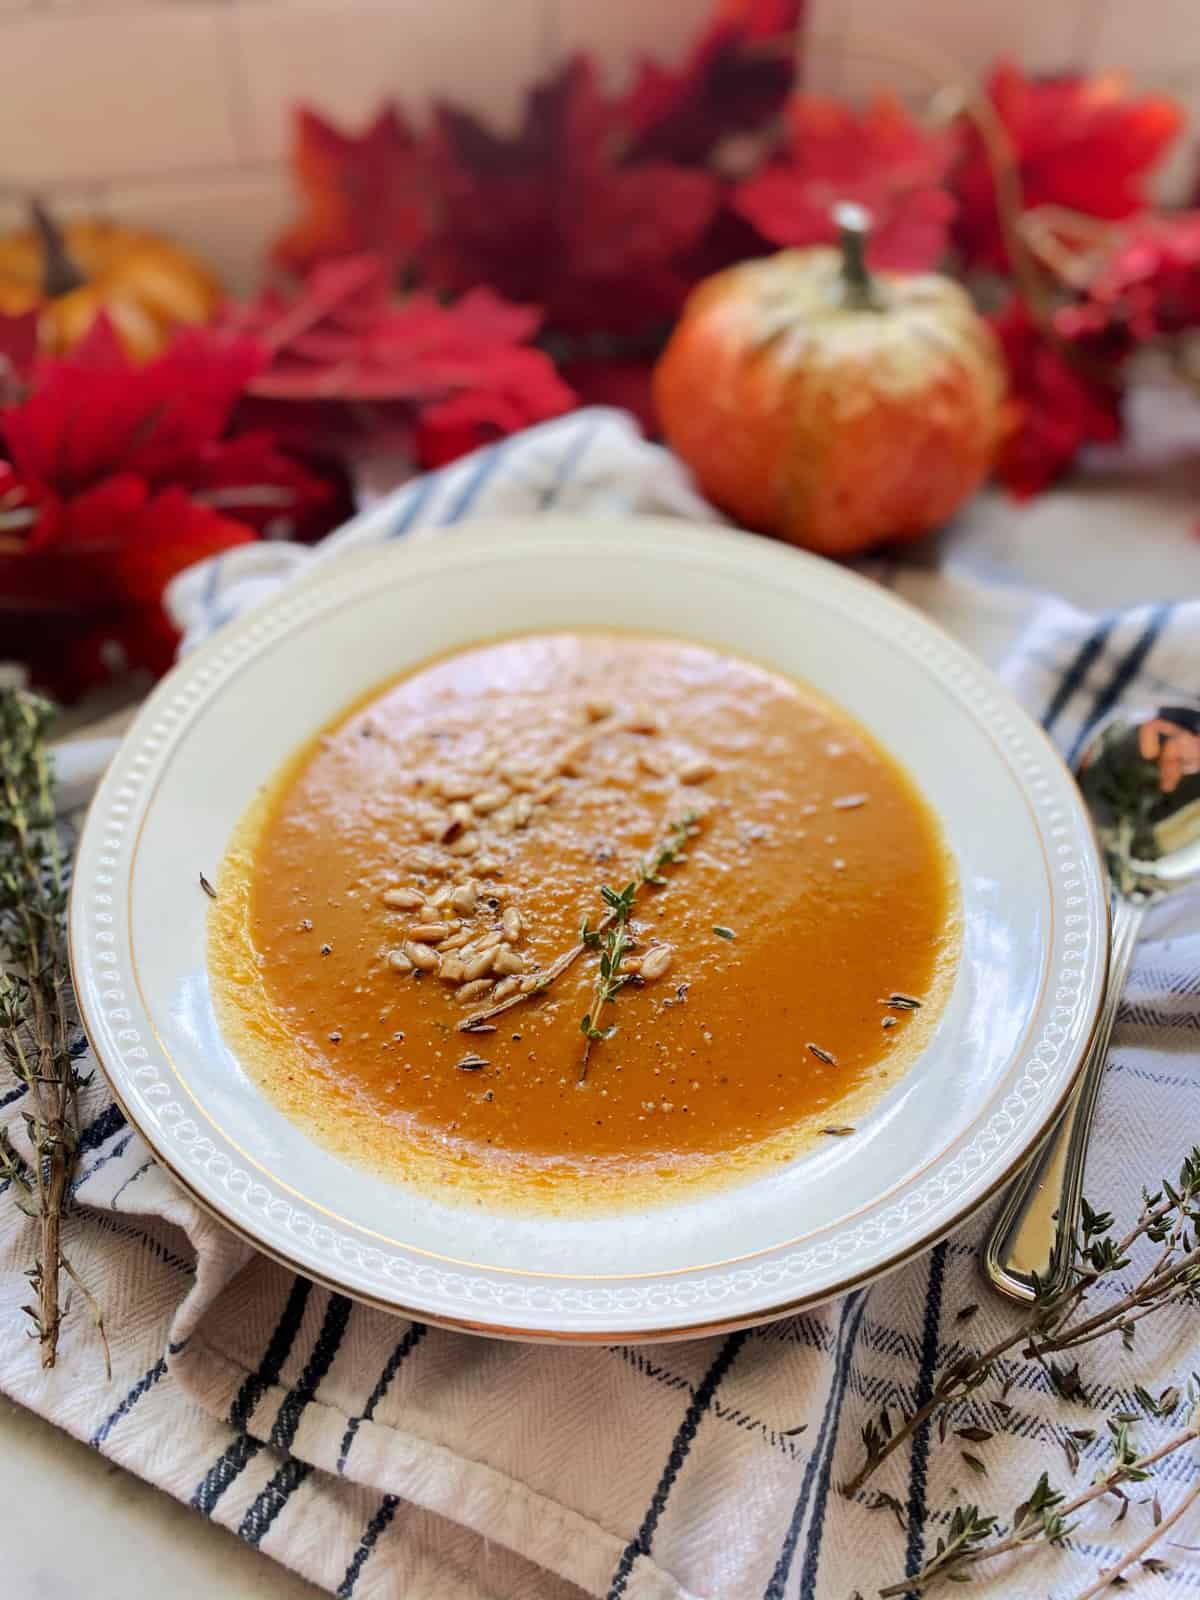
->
[211, 633, 958, 1210]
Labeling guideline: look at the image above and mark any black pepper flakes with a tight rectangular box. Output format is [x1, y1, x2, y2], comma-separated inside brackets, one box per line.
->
[320, 943, 332, 956]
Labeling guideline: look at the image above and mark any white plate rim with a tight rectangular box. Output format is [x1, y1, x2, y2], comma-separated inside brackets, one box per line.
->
[69, 516, 1110, 1340]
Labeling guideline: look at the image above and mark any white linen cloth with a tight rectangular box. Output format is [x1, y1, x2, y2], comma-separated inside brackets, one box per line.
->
[2, 407, 1198, 1600]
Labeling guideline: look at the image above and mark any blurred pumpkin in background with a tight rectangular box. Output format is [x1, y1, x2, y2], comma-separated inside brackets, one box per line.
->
[0, 202, 222, 360]
[654, 204, 1005, 556]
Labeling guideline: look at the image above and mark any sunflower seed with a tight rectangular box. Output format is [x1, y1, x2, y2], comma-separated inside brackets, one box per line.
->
[491, 976, 520, 1001]
[382, 886, 423, 909]
[493, 947, 526, 977]
[387, 948, 413, 974]
[833, 793, 868, 810]
[438, 774, 477, 801]
[428, 884, 454, 909]
[638, 749, 670, 778]
[679, 757, 715, 785]
[410, 849, 449, 875]
[458, 978, 493, 1002]
[501, 907, 522, 942]
[450, 881, 478, 917]
[409, 921, 454, 942]
[455, 1053, 488, 1071]
[438, 957, 467, 983]
[554, 738, 591, 778]
[627, 704, 659, 734]
[471, 787, 510, 815]
[475, 854, 503, 874]
[446, 830, 480, 857]
[404, 941, 438, 971]
[640, 944, 674, 981]
[439, 929, 472, 951]
[463, 949, 496, 981]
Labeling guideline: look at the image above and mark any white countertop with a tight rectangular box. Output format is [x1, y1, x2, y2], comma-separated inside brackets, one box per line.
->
[7, 384, 1200, 1599]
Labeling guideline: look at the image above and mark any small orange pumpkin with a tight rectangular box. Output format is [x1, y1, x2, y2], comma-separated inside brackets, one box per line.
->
[654, 206, 1006, 556]
[0, 202, 222, 361]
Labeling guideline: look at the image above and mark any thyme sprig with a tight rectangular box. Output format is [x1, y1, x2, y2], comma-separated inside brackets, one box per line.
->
[850, 1147, 1200, 1596]
[576, 811, 699, 1077]
[879, 1411, 1200, 1596]
[0, 689, 106, 1371]
[459, 809, 702, 1033]
[845, 1149, 1200, 1499]
[578, 882, 636, 1079]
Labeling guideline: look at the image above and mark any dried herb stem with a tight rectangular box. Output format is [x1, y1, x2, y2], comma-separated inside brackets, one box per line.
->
[879, 1422, 1200, 1596]
[844, 1162, 1200, 1497]
[0, 689, 105, 1371]
[1072, 1468, 1200, 1600]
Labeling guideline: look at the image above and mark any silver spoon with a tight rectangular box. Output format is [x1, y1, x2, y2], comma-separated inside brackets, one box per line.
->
[984, 703, 1200, 1302]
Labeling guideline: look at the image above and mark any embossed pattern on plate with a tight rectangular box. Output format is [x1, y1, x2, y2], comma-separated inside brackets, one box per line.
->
[69, 517, 1108, 1339]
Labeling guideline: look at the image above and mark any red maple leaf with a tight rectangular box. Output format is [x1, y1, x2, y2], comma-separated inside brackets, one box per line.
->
[955, 63, 1184, 270]
[733, 94, 957, 270]
[232, 257, 575, 467]
[273, 104, 433, 277]
[422, 57, 719, 336]
[990, 297, 1123, 498]
[621, 0, 803, 166]
[0, 310, 37, 404]
[0, 318, 334, 698]
[1054, 211, 1200, 355]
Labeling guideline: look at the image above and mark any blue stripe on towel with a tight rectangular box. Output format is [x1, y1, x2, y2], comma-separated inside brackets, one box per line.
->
[901, 1241, 949, 1589]
[1040, 613, 1117, 736]
[763, 1291, 866, 1600]
[606, 1329, 750, 1599]
[337, 1493, 401, 1597]
[190, 1275, 312, 1514]
[90, 1355, 168, 1447]
[1066, 603, 1172, 765]
[799, 1291, 872, 1599]
[440, 440, 511, 524]
[539, 417, 599, 508]
[386, 471, 440, 538]
[237, 1292, 353, 1546]
[336, 1320, 427, 1475]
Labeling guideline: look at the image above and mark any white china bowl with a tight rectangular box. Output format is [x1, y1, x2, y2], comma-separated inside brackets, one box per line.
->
[70, 516, 1107, 1340]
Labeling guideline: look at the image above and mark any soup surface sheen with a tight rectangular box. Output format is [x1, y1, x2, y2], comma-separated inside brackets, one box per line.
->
[212, 632, 958, 1210]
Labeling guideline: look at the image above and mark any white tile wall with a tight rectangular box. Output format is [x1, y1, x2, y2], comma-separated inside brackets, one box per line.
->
[549, 0, 715, 86]
[0, 0, 1194, 298]
[234, 0, 546, 162]
[0, 6, 239, 185]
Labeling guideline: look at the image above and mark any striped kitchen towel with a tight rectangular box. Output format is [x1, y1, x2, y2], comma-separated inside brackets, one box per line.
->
[2, 408, 1198, 1600]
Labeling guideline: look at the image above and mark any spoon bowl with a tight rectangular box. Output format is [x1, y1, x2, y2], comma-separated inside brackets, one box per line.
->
[985, 701, 1200, 1302]
[1078, 707, 1200, 897]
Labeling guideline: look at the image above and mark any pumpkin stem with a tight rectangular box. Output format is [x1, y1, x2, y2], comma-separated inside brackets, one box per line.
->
[833, 202, 879, 311]
[30, 199, 86, 297]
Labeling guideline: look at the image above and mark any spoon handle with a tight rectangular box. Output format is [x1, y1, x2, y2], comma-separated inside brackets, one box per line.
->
[983, 896, 1143, 1303]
